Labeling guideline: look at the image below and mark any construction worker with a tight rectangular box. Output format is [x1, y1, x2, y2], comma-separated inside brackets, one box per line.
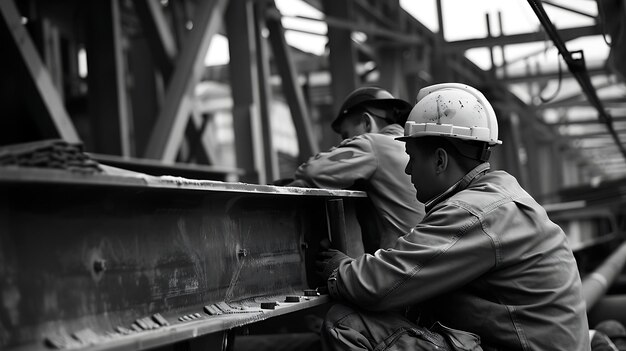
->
[287, 87, 425, 252]
[315, 83, 590, 350]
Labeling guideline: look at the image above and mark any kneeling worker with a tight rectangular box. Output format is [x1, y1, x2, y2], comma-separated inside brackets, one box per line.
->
[315, 83, 590, 350]
[287, 87, 425, 251]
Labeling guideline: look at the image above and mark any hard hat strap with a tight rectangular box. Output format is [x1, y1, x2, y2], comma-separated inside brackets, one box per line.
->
[364, 106, 395, 125]
[447, 138, 492, 162]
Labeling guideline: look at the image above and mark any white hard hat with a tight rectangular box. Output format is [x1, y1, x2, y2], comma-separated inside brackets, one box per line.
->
[398, 83, 502, 145]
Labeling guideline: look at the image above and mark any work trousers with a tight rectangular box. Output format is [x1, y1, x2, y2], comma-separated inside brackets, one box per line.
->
[320, 303, 482, 351]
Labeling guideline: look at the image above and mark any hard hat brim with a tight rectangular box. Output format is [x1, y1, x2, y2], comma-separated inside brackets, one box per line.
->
[332, 99, 412, 133]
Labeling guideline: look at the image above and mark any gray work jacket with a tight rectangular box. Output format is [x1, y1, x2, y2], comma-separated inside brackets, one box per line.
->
[329, 163, 590, 351]
[292, 124, 425, 250]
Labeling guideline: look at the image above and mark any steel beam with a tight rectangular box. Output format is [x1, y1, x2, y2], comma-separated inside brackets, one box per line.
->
[561, 130, 626, 139]
[537, 97, 626, 109]
[503, 66, 609, 84]
[535, 80, 619, 110]
[0, 167, 366, 351]
[547, 116, 626, 126]
[0, 0, 80, 143]
[542, 0, 597, 19]
[444, 24, 602, 52]
[274, 13, 422, 45]
[145, 0, 228, 162]
[266, 3, 319, 162]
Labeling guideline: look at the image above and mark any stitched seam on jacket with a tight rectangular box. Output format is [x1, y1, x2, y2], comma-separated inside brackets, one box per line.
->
[362, 133, 381, 182]
[459, 200, 531, 350]
[380, 204, 479, 300]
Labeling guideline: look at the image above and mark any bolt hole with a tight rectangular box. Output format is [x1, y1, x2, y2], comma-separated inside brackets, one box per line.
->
[93, 259, 106, 273]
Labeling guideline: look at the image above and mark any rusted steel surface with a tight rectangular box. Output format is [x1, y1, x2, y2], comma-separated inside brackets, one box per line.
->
[0, 168, 366, 350]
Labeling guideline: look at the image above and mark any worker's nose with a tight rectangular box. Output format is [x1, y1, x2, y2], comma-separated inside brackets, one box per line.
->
[405, 161, 411, 175]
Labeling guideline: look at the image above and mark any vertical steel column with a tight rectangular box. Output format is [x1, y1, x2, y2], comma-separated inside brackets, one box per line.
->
[0, 0, 80, 143]
[126, 36, 160, 157]
[535, 140, 563, 198]
[322, 0, 357, 114]
[86, 0, 131, 156]
[498, 11, 507, 79]
[486, 13, 496, 75]
[226, 0, 265, 183]
[377, 1, 407, 99]
[378, 48, 408, 100]
[497, 113, 528, 188]
[254, 0, 279, 182]
[520, 125, 542, 197]
[431, 0, 451, 82]
[266, 3, 319, 162]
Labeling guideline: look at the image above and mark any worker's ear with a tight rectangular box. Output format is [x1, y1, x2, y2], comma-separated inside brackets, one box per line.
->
[434, 147, 448, 174]
[362, 112, 373, 132]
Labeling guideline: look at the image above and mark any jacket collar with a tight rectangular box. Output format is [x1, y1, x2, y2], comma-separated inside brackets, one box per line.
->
[380, 124, 403, 136]
[424, 162, 491, 213]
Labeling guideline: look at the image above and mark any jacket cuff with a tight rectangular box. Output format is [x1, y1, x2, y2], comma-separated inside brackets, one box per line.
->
[327, 268, 340, 298]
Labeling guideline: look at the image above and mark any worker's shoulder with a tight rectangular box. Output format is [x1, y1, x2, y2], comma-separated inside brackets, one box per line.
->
[335, 133, 373, 148]
[357, 128, 403, 145]
[449, 171, 530, 215]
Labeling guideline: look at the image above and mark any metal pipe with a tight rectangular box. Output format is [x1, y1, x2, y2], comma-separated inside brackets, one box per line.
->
[587, 295, 626, 327]
[582, 242, 626, 311]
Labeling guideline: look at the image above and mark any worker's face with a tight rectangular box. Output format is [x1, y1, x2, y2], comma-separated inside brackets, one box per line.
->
[337, 113, 368, 140]
[404, 140, 437, 203]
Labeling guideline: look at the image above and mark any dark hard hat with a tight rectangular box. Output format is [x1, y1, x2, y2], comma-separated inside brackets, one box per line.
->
[331, 87, 412, 133]
[596, 320, 626, 339]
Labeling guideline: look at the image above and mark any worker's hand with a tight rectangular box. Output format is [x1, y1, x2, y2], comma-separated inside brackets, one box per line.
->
[283, 179, 311, 188]
[272, 178, 294, 186]
[315, 247, 350, 281]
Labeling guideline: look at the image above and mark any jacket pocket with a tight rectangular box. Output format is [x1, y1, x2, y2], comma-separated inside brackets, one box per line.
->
[373, 326, 450, 351]
[430, 322, 483, 351]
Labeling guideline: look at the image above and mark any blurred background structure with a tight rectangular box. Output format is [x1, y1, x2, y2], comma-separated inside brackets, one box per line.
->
[1, 0, 625, 197]
[3, 1, 626, 350]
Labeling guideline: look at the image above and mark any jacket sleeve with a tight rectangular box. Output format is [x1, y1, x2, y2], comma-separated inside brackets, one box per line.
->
[293, 136, 377, 189]
[331, 203, 496, 311]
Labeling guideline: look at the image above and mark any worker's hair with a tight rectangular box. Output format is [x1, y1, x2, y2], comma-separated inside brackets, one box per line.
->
[359, 104, 397, 126]
[409, 136, 486, 172]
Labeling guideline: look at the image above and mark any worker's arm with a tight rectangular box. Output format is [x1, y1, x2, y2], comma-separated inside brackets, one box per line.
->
[328, 202, 496, 311]
[290, 136, 377, 189]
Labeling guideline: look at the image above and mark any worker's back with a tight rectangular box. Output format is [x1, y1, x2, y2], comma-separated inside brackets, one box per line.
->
[414, 169, 589, 350]
[291, 124, 424, 250]
[356, 125, 425, 249]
